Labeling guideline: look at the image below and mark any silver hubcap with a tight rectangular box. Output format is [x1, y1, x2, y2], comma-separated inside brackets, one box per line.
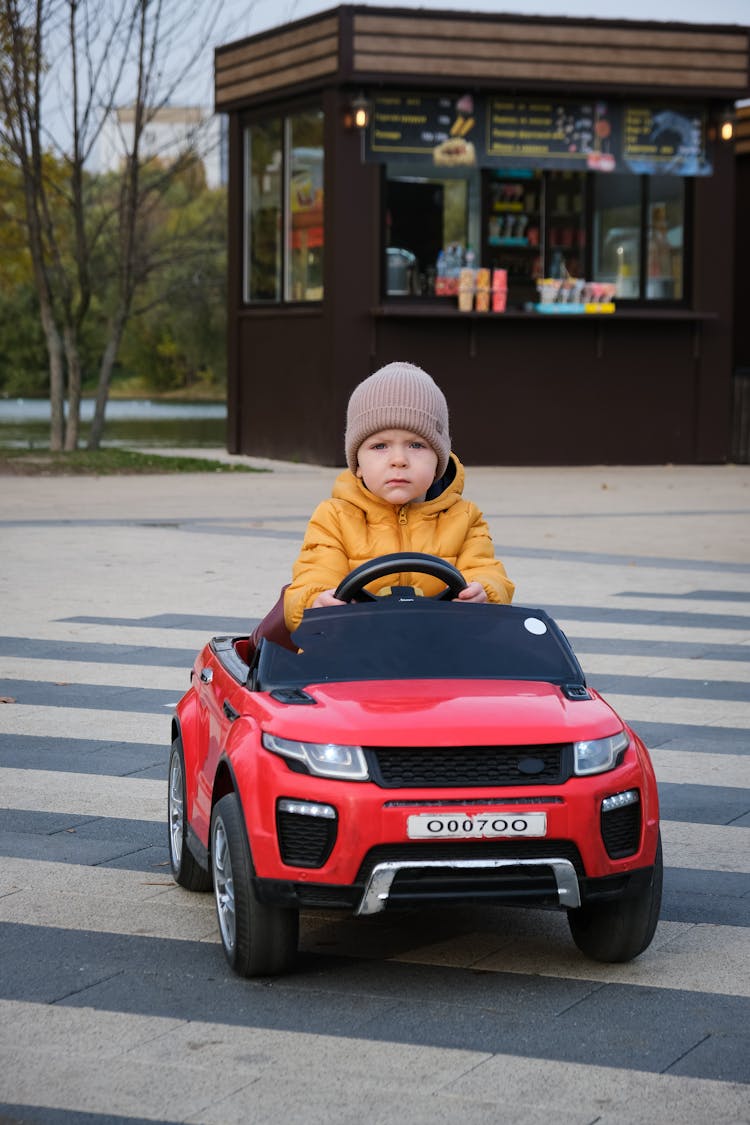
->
[212, 817, 236, 952]
[168, 753, 183, 866]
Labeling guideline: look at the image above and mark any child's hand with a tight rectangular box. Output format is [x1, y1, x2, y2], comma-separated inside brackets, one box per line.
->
[454, 581, 487, 604]
[312, 589, 347, 609]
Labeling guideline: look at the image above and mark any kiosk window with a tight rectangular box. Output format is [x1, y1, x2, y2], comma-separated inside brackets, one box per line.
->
[593, 175, 642, 298]
[286, 111, 324, 301]
[385, 163, 480, 296]
[243, 108, 325, 303]
[593, 173, 684, 300]
[244, 118, 282, 302]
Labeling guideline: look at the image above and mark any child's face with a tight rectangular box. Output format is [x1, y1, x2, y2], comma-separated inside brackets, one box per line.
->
[355, 428, 439, 505]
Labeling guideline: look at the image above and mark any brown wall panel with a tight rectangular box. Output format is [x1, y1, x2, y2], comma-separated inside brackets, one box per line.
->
[217, 36, 338, 92]
[236, 314, 332, 463]
[367, 317, 700, 465]
[353, 33, 746, 73]
[217, 56, 338, 107]
[216, 16, 339, 108]
[353, 13, 747, 54]
[217, 15, 339, 68]
[352, 52, 747, 92]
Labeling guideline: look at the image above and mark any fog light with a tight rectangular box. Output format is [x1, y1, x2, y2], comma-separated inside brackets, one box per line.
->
[602, 789, 639, 813]
[277, 798, 336, 819]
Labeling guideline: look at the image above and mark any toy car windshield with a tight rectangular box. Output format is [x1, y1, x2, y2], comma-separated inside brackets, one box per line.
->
[254, 601, 585, 691]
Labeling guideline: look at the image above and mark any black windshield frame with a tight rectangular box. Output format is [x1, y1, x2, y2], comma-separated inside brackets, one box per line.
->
[253, 601, 584, 693]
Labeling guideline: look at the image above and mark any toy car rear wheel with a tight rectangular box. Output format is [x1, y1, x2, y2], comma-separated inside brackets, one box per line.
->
[567, 833, 663, 963]
[167, 737, 212, 891]
[210, 792, 299, 977]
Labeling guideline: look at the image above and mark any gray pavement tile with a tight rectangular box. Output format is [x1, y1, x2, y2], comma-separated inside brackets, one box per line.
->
[661, 869, 750, 928]
[104, 845, 171, 872]
[543, 604, 750, 630]
[0, 680, 178, 714]
[0, 1106, 183, 1125]
[0, 830, 165, 870]
[665, 1031, 750, 1082]
[657, 783, 750, 825]
[13, 920, 748, 1081]
[614, 590, 750, 602]
[0, 636, 196, 667]
[567, 636, 750, 662]
[584, 673, 750, 702]
[498, 546, 750, 574]
[60, 614, 248, 632]
[0, 810, 102, 835]
[277, 960, 750, 1081]
[633, 724, 749, 754]
[0, 735, 165, 777]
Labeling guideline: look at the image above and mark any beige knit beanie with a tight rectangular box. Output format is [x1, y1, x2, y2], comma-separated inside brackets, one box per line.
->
[345, 361, 451, 478]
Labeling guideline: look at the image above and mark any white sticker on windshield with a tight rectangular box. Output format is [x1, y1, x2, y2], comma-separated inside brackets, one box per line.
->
[524, 617, 547, 635]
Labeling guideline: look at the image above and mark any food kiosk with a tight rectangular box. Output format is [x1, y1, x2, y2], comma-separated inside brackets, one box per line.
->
[215, 5, 749, 464]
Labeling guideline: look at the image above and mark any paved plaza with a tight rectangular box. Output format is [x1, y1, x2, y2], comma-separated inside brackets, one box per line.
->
[0, 457, 748, 1124]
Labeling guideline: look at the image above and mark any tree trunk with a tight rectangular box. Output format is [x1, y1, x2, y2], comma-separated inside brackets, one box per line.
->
[38, 292, 66, 451]
[63, 326, 82, 451]
[88, 323, 124, 450]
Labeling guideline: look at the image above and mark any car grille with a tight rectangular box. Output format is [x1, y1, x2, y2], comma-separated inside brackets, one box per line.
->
[601, 802, 641, 858]
[276, 809, 337, 868]
[364, 743, 571, 788]
[356, 839, 586, 882]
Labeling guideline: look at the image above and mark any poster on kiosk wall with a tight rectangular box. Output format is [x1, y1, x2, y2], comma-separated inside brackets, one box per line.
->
[365, 92, 713, 177]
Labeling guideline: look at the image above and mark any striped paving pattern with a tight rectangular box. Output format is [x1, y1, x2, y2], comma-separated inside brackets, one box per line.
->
[1, 499, 749, 1123]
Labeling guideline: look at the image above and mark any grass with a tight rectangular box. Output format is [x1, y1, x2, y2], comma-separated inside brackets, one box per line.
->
[0, 448, 262, 475]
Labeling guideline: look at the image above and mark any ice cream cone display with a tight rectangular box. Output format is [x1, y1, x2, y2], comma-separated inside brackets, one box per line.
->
[458, 264, 474, 310]
[474, 267, 490, 312]
[534, 276, 615, 313]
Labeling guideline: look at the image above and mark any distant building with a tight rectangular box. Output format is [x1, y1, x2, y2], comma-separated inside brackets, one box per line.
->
[98, 105, 226, 188]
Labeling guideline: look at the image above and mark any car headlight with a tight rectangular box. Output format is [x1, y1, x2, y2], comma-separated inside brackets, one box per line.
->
[573, 730, 629, 776]
[262, 733, 369, 780]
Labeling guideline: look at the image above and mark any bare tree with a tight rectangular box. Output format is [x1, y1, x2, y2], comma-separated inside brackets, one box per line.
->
[0, 0, 223, 450]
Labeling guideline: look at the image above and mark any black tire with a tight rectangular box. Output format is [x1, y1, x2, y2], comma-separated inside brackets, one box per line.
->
[210, 792, 299, 977]
[568, 833, 663, 963]
[167, 737, 212, 891]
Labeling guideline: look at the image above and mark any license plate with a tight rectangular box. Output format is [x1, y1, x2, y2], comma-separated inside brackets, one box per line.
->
[407, 812, 547, 840]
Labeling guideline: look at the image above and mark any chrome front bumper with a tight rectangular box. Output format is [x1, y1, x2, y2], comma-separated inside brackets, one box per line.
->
[355, 857, 582, 916]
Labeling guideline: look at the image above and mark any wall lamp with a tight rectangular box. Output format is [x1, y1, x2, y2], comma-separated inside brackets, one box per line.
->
[709, 108, 736, 143]
[344, 92, 370, 131]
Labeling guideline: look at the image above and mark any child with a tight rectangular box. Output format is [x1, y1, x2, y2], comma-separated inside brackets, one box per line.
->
[283, 361, 514, 633]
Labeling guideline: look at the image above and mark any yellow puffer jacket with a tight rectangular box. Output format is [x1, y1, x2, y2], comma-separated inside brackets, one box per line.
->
[284, 454, 514, 631]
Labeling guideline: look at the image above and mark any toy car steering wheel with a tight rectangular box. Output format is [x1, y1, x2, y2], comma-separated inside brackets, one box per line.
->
[333, 552, 467, 603]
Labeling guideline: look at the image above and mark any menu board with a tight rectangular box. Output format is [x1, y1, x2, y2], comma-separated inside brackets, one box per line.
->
[485, 98, 616, 172]
[365, 93, 712, 177]
[621, 105, 710, 176]
[368, 92, 483, 166]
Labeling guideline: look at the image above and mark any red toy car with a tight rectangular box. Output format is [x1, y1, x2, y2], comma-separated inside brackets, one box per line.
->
[168, 553, 661, 977]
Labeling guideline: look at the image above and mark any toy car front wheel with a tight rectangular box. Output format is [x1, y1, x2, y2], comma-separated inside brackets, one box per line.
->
[567, 833, 663, 963]
[167, 737, 212, 891]
[210, 793, 299, 977]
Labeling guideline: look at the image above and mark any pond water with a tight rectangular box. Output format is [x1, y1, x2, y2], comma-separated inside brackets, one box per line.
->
[0, 398, 227, 449]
